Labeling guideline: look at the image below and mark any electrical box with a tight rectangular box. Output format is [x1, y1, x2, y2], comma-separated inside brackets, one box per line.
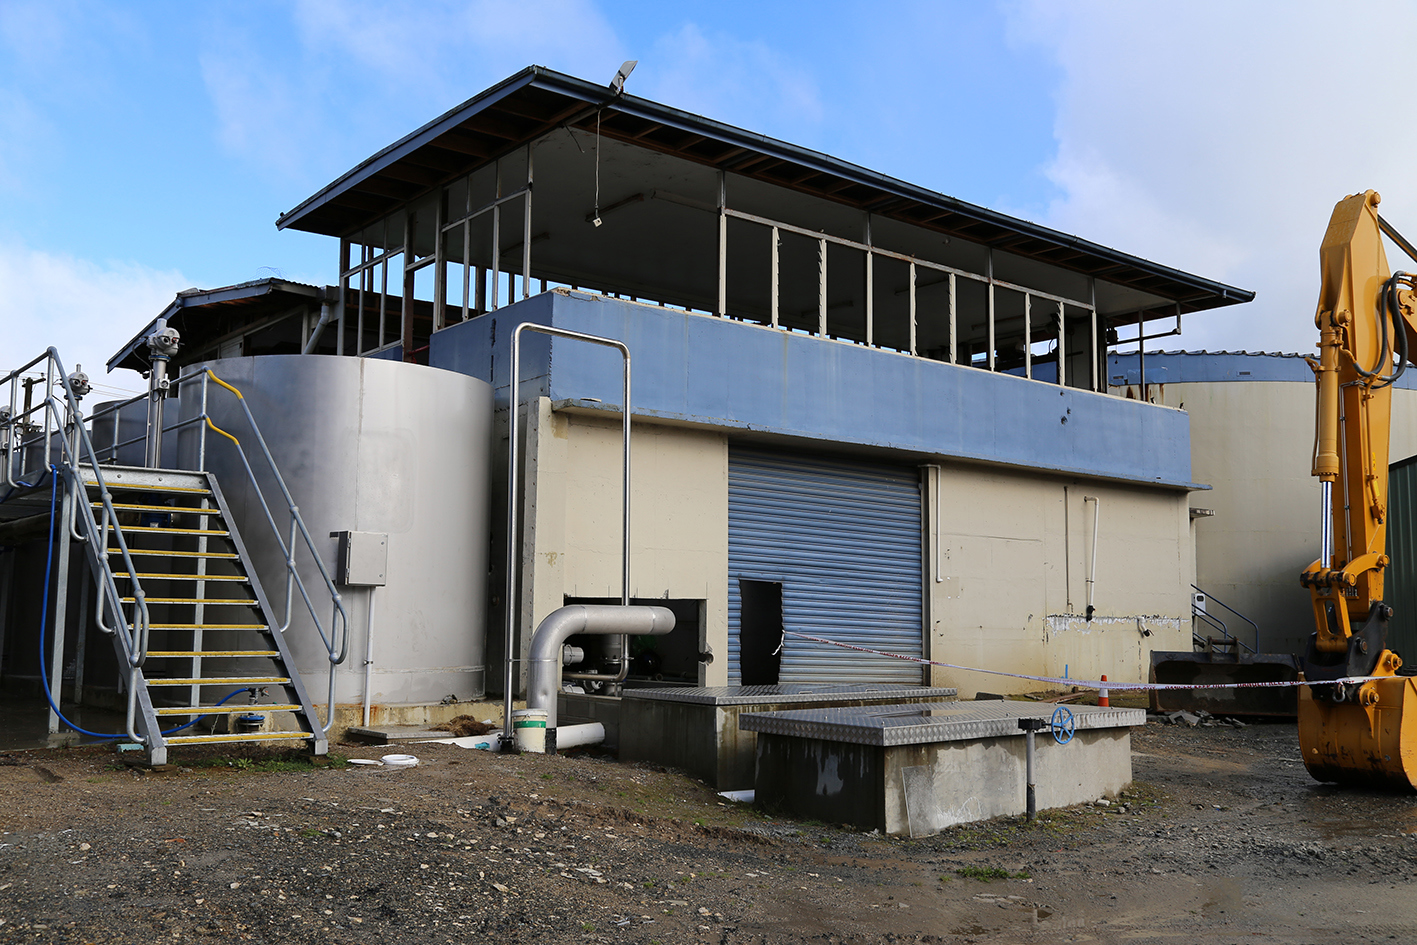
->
[331, 530, 388, 587]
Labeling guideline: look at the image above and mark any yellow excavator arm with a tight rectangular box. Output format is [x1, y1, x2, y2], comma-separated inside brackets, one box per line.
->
[1300, 190, 1417, 789]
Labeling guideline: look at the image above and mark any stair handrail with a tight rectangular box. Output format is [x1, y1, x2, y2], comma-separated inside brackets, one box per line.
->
[170, 368, 349, 730]
[1, 349, 153, 745]
[1190, 584, 1258, 653]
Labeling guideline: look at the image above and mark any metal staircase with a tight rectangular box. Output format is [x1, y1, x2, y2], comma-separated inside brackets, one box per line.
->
[1, 349, 347, 765]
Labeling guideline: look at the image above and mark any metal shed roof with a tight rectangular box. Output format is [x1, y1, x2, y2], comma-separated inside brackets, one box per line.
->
[278, 65, 1253, 315]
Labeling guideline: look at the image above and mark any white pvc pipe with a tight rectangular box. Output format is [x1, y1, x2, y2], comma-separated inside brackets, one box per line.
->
[554, 722, 605, 750]
[1084, 495, 1100, 615]
[361, 586, 377, 727]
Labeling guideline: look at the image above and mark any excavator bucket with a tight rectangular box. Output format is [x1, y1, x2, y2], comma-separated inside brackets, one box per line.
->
[1298, 672, 1417, 790]
[1149, 650, 1301, 718]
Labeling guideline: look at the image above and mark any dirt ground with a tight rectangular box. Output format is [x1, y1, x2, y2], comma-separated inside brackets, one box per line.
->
[2, 714, 1417, 944]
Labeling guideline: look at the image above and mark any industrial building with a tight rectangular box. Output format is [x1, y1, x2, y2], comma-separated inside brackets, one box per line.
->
[0, 66, 1253, 761]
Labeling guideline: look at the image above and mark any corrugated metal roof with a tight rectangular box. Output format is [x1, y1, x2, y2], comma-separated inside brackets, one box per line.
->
[277, 65, 1253, 317]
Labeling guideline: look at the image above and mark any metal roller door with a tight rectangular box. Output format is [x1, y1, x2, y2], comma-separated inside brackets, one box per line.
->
[727, 447, 924, 684]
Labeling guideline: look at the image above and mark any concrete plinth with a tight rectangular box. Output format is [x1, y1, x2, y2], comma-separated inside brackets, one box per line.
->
[619, 684, 957, 789]
[743, 700, 1144, 836]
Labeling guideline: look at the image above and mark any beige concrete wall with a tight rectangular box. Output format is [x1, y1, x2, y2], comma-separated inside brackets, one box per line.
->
[928, 464, 1192, 695]
[1123, 381, 1417, 654]
[524, 400, 730, 686]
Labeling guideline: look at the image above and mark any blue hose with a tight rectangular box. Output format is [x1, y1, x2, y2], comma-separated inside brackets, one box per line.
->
[35, 466, 250, 740]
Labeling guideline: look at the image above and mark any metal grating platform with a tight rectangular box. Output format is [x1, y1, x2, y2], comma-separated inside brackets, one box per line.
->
[621, 683, 957, 707]
[739, 700, 1145, 747]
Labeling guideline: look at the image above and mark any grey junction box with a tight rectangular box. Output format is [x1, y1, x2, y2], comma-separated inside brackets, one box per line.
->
[332, 530, 388, 587]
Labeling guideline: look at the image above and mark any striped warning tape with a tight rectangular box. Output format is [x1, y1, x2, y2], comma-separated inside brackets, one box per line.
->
[781, 630, 1381, 692]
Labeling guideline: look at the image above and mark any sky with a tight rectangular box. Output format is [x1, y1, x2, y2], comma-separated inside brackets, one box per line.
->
[3, 0, 1417, 398]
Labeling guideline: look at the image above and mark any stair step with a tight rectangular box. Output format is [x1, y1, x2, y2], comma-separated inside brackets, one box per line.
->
[140, 623, 269, 631]
[154, 704, 301, 716]
[108, 548, 240, 559]
[98, 502, 221, 516]
[122, 597, 258, 606]
[147, 650, 281, 658]
[114, 573, 249, 582]
[80, 470, 211, 494]
[115, 524, 230, 537]
[164, 731, 312, 746]
[147, 676, 292, 687]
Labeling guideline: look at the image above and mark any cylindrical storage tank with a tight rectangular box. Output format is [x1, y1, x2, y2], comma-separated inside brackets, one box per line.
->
[88, 398, 149, 466]
[172, 355, 492, 712]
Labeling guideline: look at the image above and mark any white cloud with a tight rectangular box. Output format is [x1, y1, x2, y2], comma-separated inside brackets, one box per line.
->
[202, 0, 626, 180]
[0, 240, 187, 398]
[1008, 1, 1417, 354]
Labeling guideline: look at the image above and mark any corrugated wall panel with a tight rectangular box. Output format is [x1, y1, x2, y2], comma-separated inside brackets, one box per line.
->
[727, 448, 924, 684]
[1386, 455, 1417, 661]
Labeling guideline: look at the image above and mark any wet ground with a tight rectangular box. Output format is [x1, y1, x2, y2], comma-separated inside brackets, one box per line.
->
[1, 715, 1416, 943]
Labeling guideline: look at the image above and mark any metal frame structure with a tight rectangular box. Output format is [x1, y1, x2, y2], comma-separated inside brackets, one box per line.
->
[503, 323, 630, 749]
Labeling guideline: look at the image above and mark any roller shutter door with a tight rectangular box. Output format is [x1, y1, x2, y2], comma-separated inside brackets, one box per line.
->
[727, 448, 924, 684]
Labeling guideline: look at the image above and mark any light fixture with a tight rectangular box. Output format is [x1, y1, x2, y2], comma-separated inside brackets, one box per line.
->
[609, 60, 637, 95]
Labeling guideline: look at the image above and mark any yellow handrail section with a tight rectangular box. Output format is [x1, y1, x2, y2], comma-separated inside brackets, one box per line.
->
[203, 371, 242, 447]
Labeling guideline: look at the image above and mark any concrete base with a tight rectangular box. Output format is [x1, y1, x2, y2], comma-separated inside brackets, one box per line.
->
[745, 701, 1142, 836]
[557, 693, 624, 751]
[620, 684, 957, 789]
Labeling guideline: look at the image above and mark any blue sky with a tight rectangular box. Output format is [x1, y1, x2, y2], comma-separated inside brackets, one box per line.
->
[4, 1, 1417, 395]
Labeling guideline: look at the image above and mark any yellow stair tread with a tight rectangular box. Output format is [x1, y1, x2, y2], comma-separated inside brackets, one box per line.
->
[155, 704, 301, 716]
[121, 597, 258, 606]
[107, 549, 240, 559]
[147, 650, 280, 658]
[115, 525, 230, 536]
[138, 623, 268, 630]
[97, 502, 221, 515]
[164, 732, 312, 745]
[83, 481, 210, 495]
[114, 573, 248, 581]
[147, 676, 291, 686]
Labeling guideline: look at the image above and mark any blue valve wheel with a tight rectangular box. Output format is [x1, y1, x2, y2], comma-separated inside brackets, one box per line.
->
[1049, 706, 1076, 745]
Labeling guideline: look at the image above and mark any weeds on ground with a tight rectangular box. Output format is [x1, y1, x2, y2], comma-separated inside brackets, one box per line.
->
[953, 866, 1031, 881]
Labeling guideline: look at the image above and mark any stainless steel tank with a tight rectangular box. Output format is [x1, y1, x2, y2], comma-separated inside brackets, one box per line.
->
[173, 355, 492, 706]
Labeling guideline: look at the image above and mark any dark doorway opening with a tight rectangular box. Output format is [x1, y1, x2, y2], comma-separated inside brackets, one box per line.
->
[738, 579, 782, 686]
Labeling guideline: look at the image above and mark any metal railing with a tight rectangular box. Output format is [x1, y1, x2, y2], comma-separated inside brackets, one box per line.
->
[3, 351, 349, 738]
[1190, 584, 1258, 654]
[2, 349, 153, 743]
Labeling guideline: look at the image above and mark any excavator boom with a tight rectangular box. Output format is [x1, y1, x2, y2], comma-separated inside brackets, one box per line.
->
[1299, 190, 1417, 790]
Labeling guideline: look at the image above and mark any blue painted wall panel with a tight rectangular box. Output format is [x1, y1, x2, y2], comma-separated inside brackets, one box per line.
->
[430, 291, 1195, 487]
[1109, 351, 1417, 389]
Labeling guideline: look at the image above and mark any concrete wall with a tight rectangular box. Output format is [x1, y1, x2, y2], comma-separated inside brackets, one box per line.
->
[1110, 352, 1417, 654]
[524, 402, 729, 686]
[927, 464, 1191, 695]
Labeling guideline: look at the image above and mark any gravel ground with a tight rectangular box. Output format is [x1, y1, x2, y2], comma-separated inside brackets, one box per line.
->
[2, 715, 1416, 943]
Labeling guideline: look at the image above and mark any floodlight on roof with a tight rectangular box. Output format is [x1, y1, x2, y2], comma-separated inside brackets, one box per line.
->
[609, 60, 637, 95]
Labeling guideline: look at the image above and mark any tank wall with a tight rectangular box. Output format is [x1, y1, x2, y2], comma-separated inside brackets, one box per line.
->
[174, 355, 492, 705]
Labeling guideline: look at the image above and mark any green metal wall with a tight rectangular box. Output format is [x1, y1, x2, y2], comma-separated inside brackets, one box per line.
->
[1386, 454, 1417, 660]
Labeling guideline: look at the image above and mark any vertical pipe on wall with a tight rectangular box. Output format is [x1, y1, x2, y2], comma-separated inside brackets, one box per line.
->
[491, 160, 502, 311]
[433, 186, 447, 332]
[1090, 280, 1100, 392]
[948, 273, 957, 364]
[1024, 294, 1032, 380]
[908, 262, 917, 356]
[1056, 301, 1065, 387]
[1137, 311, 1146, 396]
[48, 484, 73, 735]
[522, 144, 533, 300]
[770, 226, 780, 328]
[864, 214, 874, 346]
[987, 249, 996, 371]
[462, 175, 472, 321]
[818, 238, 828, 336]
[717, 171, 727, 318]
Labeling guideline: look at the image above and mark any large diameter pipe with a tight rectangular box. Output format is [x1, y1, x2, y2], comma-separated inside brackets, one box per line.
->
[527, 604, 674, 732]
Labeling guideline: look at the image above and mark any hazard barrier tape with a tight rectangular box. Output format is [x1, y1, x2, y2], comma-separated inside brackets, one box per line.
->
[781, 630, 1385, 692]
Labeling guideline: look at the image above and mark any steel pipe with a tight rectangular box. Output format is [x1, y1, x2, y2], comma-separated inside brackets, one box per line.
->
[526, 604, 674, 731]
